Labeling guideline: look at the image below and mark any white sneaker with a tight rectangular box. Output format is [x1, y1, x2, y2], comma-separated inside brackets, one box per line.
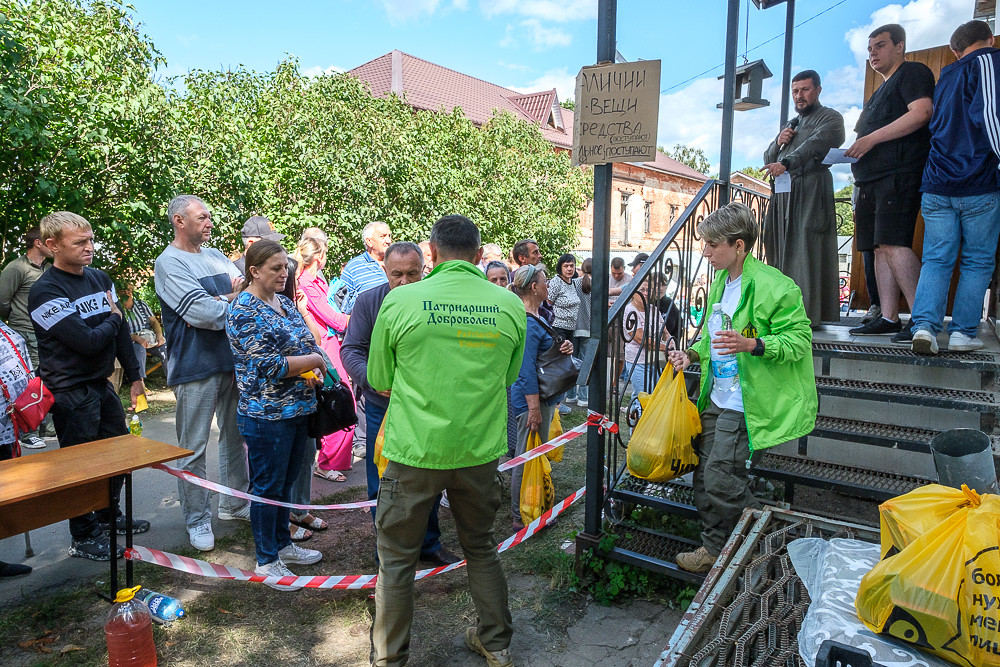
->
[218, 504, 251, 522]
[576, 398, 589, 407]
[911, 328, 939, 355]
[352, 444, 366, 459]
[19, 435, 46, 449]
[188, 523, 215, 551]
[278, 542, 322, 565]
[254, 559, 304, 591]
[949, 331, 984, 352]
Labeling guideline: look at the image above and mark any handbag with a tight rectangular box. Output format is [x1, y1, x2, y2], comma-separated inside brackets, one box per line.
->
[0, 328, 54, 441]
[529, 313, 581, 402]
[307, 367, 358, 439]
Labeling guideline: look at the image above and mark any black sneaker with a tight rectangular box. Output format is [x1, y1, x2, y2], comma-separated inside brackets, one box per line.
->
[69, 534, 125, 561]
[849, 318, 902, 335]
[98, 516, 151, 535]
[890, 320, 914, 343]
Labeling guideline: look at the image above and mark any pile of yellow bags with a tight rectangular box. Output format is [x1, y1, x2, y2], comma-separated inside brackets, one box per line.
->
[626, 368, 700, 482]
[856, 484, 1000, 666]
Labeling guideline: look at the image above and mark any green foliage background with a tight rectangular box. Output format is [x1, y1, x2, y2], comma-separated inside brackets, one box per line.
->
[0, 0, 590, 278]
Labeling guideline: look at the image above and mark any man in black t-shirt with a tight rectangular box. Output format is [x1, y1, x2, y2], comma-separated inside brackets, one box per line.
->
[846, 23, 934, 339]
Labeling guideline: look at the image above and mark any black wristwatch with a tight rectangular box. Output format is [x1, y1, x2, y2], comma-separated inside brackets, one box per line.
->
[751, 338, 765, 357]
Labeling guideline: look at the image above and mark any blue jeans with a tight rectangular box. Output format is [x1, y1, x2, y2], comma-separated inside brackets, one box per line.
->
[364, 397, 442, 556]
[238, 413, 310, 565]
[911, 192, 1000, 337]
[626, 361, 659, 395]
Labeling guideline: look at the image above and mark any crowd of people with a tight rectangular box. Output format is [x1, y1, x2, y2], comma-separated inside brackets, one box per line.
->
[763, 20, 1000, 356]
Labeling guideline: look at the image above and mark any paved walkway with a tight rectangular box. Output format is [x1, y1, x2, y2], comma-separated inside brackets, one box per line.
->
[0, 404, 368, 607]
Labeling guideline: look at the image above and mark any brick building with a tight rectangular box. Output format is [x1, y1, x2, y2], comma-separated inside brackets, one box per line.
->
[348, 50, 709, 254]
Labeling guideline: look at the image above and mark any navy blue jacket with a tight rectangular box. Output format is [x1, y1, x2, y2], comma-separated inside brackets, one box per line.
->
[340, 282, 390, 410]
[922, 47, 1000, 196]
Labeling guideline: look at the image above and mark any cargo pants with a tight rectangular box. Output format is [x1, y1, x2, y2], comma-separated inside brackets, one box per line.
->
[692, 403, 762, 556]
[372, 459, 512, 666]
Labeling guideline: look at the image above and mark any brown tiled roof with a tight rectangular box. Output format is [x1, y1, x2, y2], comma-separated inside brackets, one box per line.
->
[348, 50, 708, 181]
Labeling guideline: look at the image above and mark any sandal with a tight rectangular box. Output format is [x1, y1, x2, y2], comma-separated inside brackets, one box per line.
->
[290, 525, 313, 542]
[290, 513, 328, 531]
[314, 469, 347, 483]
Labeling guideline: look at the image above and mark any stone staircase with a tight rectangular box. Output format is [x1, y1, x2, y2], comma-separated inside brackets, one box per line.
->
[593, 319, 1000, 583]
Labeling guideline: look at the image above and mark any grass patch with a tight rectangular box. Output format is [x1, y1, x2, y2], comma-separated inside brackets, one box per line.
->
[1, 404, 680, 666]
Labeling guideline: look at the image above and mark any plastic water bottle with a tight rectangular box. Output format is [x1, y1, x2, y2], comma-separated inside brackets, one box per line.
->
[135, 588, 186, 623]
[708, 304, 740, 395]
[130, 415, 142, 437]
[105, 586, 157, 666]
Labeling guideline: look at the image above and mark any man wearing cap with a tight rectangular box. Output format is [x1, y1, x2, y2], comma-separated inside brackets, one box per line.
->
[629, 253, 649, 275]
[154, 195, 250, 552]
[233, 216, 297, 301]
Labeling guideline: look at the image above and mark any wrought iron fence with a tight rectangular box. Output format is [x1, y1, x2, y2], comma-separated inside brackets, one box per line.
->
[599, 179, 771, 514]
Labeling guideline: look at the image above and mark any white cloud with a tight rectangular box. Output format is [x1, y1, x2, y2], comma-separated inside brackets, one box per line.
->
[481, 0, 597, 22]
[521, 18, 572, 50]
[512, 67, 577, 102]
[380, 0, 467, 22]
[498, 60, 532, 72]
[302, 64, 346, 77]
[176, 33, 198, 47]
[499, 24, 518, 48]
[845, 0, 974, 65]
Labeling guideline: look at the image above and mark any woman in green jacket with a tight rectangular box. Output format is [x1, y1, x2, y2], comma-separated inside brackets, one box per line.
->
[668, 202, 817, 574]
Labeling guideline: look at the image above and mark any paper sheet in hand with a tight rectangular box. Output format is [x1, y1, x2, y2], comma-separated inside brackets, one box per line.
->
[821, 148, 858, 165]
[774, 172, 791, 193]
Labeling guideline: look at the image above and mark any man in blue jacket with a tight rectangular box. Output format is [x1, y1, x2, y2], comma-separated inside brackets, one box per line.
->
[911, 20, 1000, 354]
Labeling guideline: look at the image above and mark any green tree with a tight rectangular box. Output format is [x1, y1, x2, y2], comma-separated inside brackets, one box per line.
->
[0, 0, 179, 274]
[835, 182, 854, 235]
[737, 166, 768, 181]
[660, 144, 710, 176]
[560, 98, 575, 110]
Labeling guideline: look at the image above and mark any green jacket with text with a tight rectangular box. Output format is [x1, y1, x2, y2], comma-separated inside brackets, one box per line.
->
[369, 260, 527, 469]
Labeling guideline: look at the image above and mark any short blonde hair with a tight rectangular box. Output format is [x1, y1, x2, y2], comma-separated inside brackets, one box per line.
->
[294, 237, 326, 268]
[40, 211, 91, 243]
[697, 202, 758, 251]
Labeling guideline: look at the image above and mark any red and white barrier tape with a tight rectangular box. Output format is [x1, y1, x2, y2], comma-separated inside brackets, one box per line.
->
[152, 463, 378, 510]
[125, 486, 586, 589]
[153, 412, 613, 512]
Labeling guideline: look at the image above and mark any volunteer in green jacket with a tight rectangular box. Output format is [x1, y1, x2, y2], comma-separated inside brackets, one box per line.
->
[668, 202, 817, 574]
[368, 215, 527, 667]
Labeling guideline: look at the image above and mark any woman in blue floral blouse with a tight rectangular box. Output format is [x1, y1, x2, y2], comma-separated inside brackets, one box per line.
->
[226, 240, 328, 589]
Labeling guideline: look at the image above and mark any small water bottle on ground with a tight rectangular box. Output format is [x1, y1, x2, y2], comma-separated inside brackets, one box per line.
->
[135, 588, 186, 623]
[129, 414, 143, 437]
[708, 304, 740, 395]
[105, 586, 157, 666]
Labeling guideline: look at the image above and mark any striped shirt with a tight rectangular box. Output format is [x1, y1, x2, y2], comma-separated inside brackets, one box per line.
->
[340, 251, 387, 314]
[123, 298, 155, 335]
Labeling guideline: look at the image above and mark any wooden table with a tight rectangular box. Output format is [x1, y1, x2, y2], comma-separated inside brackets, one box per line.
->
[0, 435, 191, 597]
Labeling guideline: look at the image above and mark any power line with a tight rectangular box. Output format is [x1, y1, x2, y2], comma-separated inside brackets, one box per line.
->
[660, 0, 850, 94]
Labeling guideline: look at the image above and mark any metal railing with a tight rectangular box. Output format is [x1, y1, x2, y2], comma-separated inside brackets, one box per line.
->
[593, 179, 771, 519]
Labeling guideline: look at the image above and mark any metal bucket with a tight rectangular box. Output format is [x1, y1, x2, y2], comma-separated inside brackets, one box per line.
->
[930, 428, 999, 495]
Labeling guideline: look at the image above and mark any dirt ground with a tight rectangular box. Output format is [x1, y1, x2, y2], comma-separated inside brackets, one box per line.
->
[0, 404, 688, 667]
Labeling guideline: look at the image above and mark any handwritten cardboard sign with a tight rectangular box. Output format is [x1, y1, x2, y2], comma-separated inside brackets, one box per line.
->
[573, 60, 661, 166]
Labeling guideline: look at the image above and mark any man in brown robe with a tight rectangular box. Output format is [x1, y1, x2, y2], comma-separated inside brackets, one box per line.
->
[763, 69, 846, 327]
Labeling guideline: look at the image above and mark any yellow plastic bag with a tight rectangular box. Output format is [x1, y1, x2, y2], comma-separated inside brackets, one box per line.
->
[626, 368, 701, 482]
[374, 415, 389, 477]
[856, 490, 1000, 666]
[519, 431, 555, 525]
[878, 483, 981, 558]
[546, 409, 564, 463]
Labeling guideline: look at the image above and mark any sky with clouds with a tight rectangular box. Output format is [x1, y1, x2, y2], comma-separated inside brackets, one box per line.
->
[132, 0, 976, 186]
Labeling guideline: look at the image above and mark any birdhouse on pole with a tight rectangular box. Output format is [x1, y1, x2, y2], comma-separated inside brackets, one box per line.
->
[717, 59, 772, 111]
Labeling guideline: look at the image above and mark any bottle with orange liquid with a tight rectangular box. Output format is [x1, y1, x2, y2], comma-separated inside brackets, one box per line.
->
[105, 585, 157, 666]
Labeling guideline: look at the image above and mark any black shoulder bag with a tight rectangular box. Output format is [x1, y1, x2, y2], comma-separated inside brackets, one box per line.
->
[529, 313, 581, 402]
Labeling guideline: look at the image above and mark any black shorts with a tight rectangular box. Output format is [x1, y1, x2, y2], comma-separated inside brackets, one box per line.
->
[854, 172, 922, 252]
